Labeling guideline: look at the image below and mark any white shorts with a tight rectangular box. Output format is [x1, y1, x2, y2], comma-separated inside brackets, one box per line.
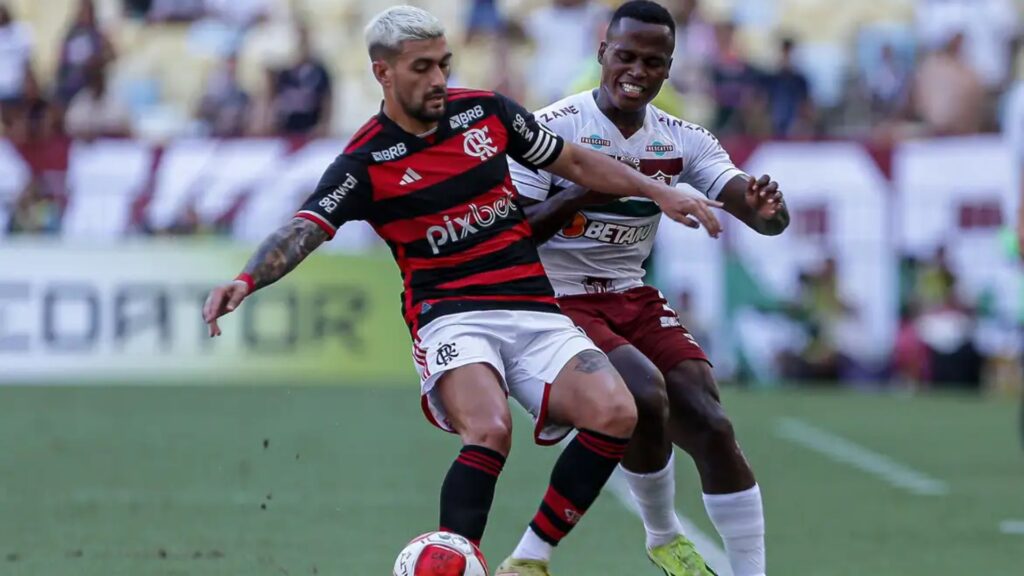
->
[412, 309, 601, 445]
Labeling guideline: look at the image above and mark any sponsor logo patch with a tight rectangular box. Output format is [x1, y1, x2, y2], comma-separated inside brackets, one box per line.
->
[449, 105, 485, 130]
[425, 188, 518, 254]
[371, 142, 408, 162]
[317, 173, 358, 213]
[581, 135, 611, 149]
[645, 141, 674, 156]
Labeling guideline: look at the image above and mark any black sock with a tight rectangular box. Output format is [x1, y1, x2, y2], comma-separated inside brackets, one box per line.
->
[439, 445, 506, 546]
[528, 429, 629, 546]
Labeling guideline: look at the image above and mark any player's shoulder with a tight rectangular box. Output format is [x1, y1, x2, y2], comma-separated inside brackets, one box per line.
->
[342, 114, 391, 160]
[649, 105, 719, 144]
[444, 87, 507, 129]
[533, 91, 589, 128]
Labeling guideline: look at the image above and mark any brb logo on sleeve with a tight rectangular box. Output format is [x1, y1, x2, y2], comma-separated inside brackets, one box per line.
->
[463, 127, 498, 161]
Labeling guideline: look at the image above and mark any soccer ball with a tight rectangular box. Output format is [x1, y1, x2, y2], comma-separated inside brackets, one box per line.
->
[393, 531, 488, 576]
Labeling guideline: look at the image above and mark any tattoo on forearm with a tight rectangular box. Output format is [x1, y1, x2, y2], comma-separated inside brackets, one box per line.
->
[573, 350, 612, 374]
[243, 219, 328, 289]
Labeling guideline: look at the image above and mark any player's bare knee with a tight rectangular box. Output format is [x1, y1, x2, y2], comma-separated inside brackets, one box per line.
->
[703, 408, 735, 443]
[591, 385, 638, 438]
[460, 414, 513, 455]
[630, 372, 669, 427]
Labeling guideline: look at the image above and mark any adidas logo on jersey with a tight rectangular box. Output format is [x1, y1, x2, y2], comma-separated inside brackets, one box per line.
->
[399, 167, 423, 186]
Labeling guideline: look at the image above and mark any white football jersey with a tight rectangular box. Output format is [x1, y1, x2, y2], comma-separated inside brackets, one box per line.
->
[510, 90, 745, 296]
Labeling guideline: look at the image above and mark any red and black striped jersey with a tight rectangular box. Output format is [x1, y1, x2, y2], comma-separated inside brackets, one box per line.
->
[296, 89, 565, 331]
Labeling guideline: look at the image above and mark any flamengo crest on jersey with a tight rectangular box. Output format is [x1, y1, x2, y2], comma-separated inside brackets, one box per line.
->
[296, 89, 567, 330]
[508, 90, 744, 296]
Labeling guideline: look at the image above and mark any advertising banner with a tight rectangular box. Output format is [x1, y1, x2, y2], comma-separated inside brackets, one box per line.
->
[0, 240, 416, 384]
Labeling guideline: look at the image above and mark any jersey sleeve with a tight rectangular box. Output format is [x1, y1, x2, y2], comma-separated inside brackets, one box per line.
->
[495, 93, 564, 170]
[508, 157, 553, 201]
[295, 155, 372, 239]
[678, 124, 746, 200]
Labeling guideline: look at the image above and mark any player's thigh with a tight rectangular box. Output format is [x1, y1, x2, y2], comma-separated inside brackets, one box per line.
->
[557, 295, 630, 354]
[623, 287, 710, 375]
[546, 349, 636, 436]
[607, 344, 669, 423]
[504, 311, 633, 440]
[435, 363, 513, 448]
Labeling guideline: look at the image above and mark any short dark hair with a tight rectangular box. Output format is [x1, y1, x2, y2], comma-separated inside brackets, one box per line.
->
[608, 1, 676, 37]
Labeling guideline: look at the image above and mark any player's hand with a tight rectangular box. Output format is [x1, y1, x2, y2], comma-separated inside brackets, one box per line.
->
[746, 174, 784, 219]
[653, 185, 723, 237]
[202, 280, 250, 337]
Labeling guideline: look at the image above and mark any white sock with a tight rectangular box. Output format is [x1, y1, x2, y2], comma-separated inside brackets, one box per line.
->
[511, 527, 553, 562]
[703, 484, 766, 576]
[620, 452, 685, 549]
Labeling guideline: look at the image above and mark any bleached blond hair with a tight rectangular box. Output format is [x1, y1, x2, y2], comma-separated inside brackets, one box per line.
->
[364, 5, 445, 60]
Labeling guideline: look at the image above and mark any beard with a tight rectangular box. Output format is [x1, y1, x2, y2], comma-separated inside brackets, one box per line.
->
[404, 89, 447, 123]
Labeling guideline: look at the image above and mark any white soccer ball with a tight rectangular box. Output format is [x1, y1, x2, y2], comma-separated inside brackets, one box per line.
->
[393, 531, 488, 576]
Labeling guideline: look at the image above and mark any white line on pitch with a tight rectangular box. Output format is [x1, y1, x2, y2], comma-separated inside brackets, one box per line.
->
[607, 471, 733, 576]
[999, 520, 1024, 535]
[775, 417, 949, 496]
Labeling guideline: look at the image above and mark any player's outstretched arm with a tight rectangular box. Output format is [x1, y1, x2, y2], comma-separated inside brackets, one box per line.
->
[718, 174, 790, 236]
[520, 185, 618, 244]
[202, 218, 328, 337]
[545, 142, 724, 237]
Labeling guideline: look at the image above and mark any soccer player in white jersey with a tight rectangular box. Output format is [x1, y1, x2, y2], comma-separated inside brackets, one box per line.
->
[508, 2, 788, 576]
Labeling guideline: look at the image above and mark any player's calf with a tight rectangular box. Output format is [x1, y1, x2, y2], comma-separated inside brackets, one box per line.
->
[435, 364, 514, 545]
[608, 344, 672, 473]
[665, 359, 766, 576]
[665, 359, 753, 493]
[504, 350, 636, 566]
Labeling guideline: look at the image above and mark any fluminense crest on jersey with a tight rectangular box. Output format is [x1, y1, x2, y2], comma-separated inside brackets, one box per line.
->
[508, 90, 744, 297]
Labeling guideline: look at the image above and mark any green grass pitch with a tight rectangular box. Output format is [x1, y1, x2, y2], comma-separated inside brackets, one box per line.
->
[1, 384, 1021, 575]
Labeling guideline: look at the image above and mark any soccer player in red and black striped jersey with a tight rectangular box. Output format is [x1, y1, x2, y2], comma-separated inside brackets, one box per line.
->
[202, 6, 722, 575]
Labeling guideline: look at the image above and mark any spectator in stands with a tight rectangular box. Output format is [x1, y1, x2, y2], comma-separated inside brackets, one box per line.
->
[55, 0, 115, 106]
[668, 0, 716, 96]
[915, 0, 1019, 91]
[465, 0, 505, 44]
[0, 3, 39, 141]
[64, 64, 131, 138]
[122, 0, 152, 20]
[196, 55, 250, 137]
[763, 37, 813, 137]
[7, 177, 62, 235]
[521, 0, 609, 107]
[270, 25, 332, 136]
[145, 0, 205, 23]
[778, 258, 854, 383]
[709, 21, 763, 137]
[205, 0, 270, 29]
[863, 42, 912, 123]
[913, 30, 985, 135]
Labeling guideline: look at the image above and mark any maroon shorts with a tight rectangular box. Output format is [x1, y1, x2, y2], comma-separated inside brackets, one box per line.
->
[557, 286, 709, 373]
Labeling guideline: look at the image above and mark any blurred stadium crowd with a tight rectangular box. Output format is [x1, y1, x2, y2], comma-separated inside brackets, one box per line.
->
[2, 0, 1023, 392]
[2, 0, 1023, 142]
